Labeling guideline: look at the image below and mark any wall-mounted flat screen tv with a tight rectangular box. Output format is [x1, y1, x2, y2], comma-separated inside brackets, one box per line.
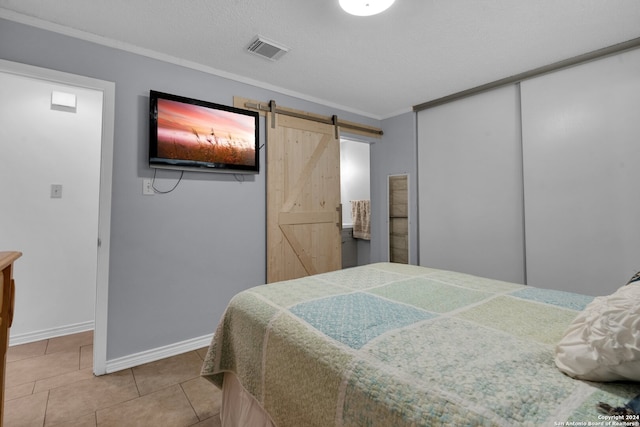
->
[149, 90, 259, 174]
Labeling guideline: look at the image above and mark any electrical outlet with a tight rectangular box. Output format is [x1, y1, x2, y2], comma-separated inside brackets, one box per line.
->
[142, 178, 154, 195]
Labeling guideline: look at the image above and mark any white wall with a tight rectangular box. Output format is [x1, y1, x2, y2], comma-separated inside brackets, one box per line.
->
[0, 71, 102, 340]
[521, 48, 640, 295]
[415, 47, 640, 295]
[417, 85, 525, 284]
[340, 139, 370, 227]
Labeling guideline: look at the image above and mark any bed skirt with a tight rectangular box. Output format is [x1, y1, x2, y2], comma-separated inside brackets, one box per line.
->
[221, 372, 275, 427]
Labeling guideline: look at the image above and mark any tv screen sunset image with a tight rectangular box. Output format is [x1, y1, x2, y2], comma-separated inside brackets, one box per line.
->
[155, 98, 256, 167]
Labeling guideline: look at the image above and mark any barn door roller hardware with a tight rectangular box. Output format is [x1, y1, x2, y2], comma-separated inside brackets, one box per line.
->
[269, 100, 277, 129]
[238, 98, 383, 138]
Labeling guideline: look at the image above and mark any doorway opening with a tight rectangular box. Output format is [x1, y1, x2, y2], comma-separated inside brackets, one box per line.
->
[0, 59, 114, 375]
[340, 138, 371, 268]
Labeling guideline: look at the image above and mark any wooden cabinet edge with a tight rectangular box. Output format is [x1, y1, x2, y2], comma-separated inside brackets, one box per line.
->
[0, 251, 21, 427]
[0, 252, 21, 271]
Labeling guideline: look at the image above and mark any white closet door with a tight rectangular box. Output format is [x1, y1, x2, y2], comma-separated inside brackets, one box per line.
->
[417, 85, 525, 284]
[521, 49, 640, 296]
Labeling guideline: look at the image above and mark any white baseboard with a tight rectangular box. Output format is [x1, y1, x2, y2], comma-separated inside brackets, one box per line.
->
[104, 333, 214, 374]
[10, 324, 214, 375]
[9, 321, 95, 346]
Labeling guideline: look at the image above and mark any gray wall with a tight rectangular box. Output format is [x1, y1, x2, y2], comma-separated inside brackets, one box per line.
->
[370, 112, 418, 265]
[0, 18, 382, 360]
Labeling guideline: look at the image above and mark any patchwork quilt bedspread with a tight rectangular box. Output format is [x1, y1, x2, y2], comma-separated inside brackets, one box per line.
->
[201, 263, 640, 426]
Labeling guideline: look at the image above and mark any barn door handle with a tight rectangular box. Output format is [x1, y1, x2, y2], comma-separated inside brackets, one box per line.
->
[336, 204, 342, 230]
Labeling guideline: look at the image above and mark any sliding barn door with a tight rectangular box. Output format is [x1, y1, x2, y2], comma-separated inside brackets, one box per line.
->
[266, 114, 341, 283]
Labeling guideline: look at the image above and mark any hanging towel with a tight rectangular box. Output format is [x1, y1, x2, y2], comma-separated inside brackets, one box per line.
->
[351, 200, 371, 240]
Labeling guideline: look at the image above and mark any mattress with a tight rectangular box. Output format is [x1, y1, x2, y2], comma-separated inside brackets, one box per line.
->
[201, 262, 640, 426]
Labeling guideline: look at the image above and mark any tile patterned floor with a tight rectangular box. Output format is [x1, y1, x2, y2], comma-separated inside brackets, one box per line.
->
[3, 331, 222, 426]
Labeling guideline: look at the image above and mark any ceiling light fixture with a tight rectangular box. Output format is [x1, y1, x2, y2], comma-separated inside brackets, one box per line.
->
[339, 0, 395, 16]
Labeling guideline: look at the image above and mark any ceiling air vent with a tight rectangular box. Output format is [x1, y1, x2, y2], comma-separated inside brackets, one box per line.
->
[247, 35, 289, 61]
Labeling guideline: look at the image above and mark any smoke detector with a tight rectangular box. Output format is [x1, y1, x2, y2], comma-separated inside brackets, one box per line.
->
[246, 35, 289, 61]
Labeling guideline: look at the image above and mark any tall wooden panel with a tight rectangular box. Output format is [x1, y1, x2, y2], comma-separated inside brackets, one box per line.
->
[521, 48, 640, 296]
[417, 85, 525, 284]
[389, 175, 408, 264]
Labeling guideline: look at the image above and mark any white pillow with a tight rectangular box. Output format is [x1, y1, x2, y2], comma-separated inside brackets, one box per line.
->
[555, 283, 640, 382]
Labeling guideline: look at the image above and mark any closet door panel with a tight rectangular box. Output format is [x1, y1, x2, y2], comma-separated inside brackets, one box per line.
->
[521, 48, 640, 296]
[417, 85, 525, 284]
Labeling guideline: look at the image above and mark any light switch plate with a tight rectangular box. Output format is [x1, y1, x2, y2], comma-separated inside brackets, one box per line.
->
[51, 184, 63, 198]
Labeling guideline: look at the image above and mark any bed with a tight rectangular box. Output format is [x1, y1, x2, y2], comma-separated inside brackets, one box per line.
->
[201, 262, 640, 426]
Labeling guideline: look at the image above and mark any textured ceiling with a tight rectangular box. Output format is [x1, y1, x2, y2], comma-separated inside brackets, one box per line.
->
[1, 0, 640, 119]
